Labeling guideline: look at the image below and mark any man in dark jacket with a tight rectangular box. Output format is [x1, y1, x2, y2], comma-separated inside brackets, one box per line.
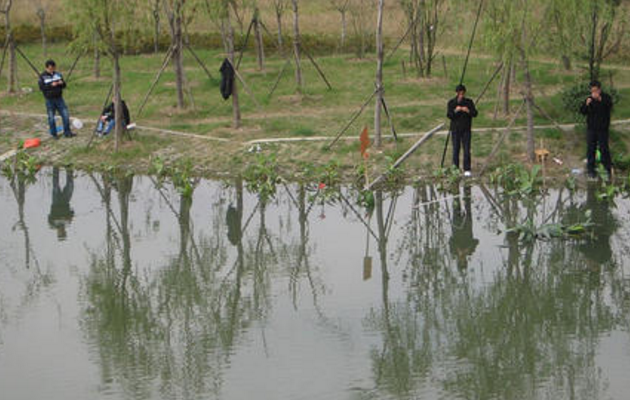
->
[97, 100, 131, 136]
[38, 60, 75, 139]
[447, 84, 478, 177]
[580, 80, 614, 179]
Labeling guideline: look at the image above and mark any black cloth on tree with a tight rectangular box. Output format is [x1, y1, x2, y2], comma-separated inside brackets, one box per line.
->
[220, 59, 235, 100]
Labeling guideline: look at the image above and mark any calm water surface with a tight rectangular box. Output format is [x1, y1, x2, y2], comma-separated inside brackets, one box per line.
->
[1, 168, 629, 400]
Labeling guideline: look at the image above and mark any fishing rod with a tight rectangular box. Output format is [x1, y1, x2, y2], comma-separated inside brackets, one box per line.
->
[440, 0, 485, 169]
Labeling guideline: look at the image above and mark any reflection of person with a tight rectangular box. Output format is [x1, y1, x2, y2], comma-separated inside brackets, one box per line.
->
[38, 60, 76, 139]
[97, 100, 131, 136]
[48, 168, 75, 241]
[579, 184, 615, 267]
[447, 84, 478, 177]
[580, 81, 613, 179]
[449, 186, 479, 269]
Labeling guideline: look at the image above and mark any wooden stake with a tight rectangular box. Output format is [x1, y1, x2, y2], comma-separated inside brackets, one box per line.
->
[479, 100, 526, 176]
[185, 43, 215, 81]
[226, 57, 263, 111]
[302, 46, 332, 90]
[268, 57, 291, 99]
[137, 46, 174, 117]
[327, 89, 378, 149]
[366, 123, 445, 191]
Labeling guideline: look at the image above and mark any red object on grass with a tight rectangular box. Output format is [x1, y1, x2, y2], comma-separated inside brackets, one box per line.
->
[24, 138, 41, 149]
[318, 183, 326, 190]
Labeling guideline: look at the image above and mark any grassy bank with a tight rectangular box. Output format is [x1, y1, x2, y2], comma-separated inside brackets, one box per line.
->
[2, 43, 630, 185]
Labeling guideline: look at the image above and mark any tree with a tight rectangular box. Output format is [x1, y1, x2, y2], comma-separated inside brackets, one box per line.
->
[548, 0, 626, 81]
[329, 0, 350, 51]
[272, 0, 286, 51]
[32, 0, 48, 56]
[399, 0, 445, 77]
[374, 0, 385, 148]
[151, 0, 161, 53]
[68, 0, 138, 151]
[291, 0, 302, 90]
[163, 0, 189, 109]
[1, 0, 17, 93]
[253, 3, 265, 71]
[348, 0, 373, 59]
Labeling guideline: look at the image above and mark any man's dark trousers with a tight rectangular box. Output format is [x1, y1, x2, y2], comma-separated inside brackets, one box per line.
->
[452, 130, 472, 171]
[587, 129, 612, 177]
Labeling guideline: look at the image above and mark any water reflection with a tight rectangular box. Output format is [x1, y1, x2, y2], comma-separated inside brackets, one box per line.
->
[2, 170, 630, 400]
[48, 167, 75, 241]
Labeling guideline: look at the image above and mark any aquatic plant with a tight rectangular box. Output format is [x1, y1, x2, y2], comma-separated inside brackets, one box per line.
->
[244, 152, 281, 202]
[1, 152, 40, 182]
[508, 211, 593, 242]
[490, 163, 542, 196]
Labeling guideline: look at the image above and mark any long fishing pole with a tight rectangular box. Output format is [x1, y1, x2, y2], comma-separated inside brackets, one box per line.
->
[440, 0, 485, 169]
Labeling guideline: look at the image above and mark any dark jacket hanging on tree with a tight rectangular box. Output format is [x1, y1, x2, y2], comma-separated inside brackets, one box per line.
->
[220, 59, 235, 100]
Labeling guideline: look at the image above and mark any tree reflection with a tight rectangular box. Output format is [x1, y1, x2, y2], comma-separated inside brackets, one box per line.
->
[366, 183, 628, 400]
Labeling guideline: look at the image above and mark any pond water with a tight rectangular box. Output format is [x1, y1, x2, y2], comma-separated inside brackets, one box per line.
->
[1, 168, 629, 400]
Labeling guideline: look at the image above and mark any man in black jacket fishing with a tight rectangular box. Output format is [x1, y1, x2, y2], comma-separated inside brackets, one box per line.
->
[447, 85, 478, 177]
[580, 81, 614, 179]
[38, 60, 75, 139]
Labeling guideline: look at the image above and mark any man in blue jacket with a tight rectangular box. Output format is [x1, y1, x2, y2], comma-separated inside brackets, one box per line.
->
[580, 80, 613, 179]
[447, 84, 478, 177]
[38, 60, 75, 139]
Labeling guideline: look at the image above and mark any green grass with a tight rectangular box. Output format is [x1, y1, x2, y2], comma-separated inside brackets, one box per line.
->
[3, 42, 630, 182]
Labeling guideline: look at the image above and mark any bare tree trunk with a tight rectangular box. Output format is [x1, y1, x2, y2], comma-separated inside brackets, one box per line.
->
[275, 8, 284, 51]
[340, 10, 347, 51]
[588, 9, 598, 82]
[503, 56, 512, 115]
[254, 8, 265, 71]
[153, 0, 161, 54]
[93, 31, 101, 78]
[4, 0, 17, 93]
[291, 0, 303, 90]
[226, 6, 241, 128]
[113, 52, 123, 152]
[519, 52, 535, 163]
[417, 2, 426, 78]
[37, 8, 47, 57]
[172, 1, 186, 109]
[374, 0, 384, 148]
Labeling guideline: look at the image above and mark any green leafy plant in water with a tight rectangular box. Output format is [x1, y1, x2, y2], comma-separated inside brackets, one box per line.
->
[595, 165, 619, 201]
[1, 152, 40, 182]
[382, 156, 406, 188]
[433, 166, 461, 191]
[508, 211, 593, 243]
[170, 159, 197, 198]
[244, 152, 280, 201]
[149, 156, 167, 178]
[356, 190, 375, 213]
[490, 163, 542, 196]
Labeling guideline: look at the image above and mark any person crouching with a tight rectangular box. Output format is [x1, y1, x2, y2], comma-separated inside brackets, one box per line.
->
[97, 100, 131, 137]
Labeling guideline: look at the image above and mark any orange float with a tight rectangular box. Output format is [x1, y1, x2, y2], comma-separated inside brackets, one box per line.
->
[23, 138, 41, 149]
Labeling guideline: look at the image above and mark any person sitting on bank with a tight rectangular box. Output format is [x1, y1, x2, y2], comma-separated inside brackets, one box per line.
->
[447, 84, 478, 177]
[38, 60, 76, 139]
[97, 99, 131, 136]
[580, 80, 614, 180]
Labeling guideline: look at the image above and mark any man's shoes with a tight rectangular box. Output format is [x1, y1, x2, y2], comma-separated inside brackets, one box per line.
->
[64, 132, 77, 138]
[463, 171, 473, 178]
[587, 174, 598, 182]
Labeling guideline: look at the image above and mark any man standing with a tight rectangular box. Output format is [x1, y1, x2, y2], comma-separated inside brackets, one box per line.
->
[580, 81, 613, 179]
[447, 84, 478, 177]
[38, 60, 75, 139]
